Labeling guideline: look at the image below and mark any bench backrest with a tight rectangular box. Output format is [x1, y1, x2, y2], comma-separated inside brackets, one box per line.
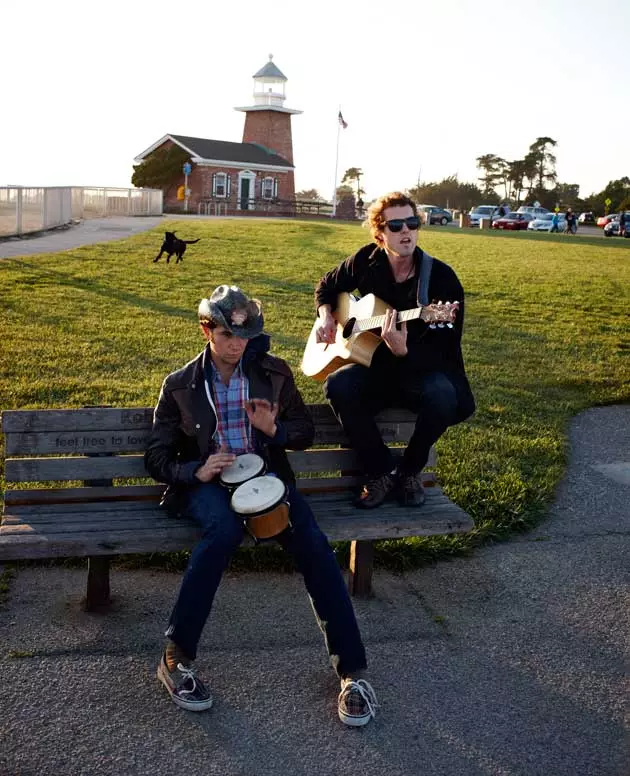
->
[2, 405, 435, 507]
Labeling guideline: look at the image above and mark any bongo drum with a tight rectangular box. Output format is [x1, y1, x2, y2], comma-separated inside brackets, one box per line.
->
[219, 453, 265, 490]
[230, 475, 290, 541]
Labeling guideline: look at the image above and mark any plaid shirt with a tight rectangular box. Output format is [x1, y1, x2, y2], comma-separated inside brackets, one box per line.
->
[209, 360, 254, 454]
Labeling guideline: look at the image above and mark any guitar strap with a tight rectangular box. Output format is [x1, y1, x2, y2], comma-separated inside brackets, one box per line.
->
[417, 251, 434, 307]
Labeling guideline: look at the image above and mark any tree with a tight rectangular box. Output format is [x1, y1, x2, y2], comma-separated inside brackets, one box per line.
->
[335, 184, 354, 200]
[341, 167, 365, 199]
[295, 189, 322, 200]
[407, 175, 487, 212]
[527, 137, 558, 191]
[506, 160, 528, 205]
[475, 154, 505, 196]
[131, 144, 191, 189]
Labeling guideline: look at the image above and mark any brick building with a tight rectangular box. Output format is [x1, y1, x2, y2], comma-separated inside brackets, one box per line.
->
[133, 56, 302, 215]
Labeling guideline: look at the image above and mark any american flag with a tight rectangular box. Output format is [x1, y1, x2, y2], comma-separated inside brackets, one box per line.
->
[338, 111, 348, 129]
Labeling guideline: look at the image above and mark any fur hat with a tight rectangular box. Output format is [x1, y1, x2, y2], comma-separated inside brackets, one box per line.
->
[198, 285, 264, 339]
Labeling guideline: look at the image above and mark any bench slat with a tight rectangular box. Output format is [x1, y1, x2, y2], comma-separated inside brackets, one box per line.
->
[3, 421, 420, 455]
[1, 406, 419, 434]
[4, 447, 437, 484]
[0, 490, 472, 560]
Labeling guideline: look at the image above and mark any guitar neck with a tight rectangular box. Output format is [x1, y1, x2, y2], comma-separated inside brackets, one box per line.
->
[354, 307, 423, 332]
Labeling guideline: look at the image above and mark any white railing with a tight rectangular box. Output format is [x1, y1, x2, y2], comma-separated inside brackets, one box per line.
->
[0, 186, 163, 237]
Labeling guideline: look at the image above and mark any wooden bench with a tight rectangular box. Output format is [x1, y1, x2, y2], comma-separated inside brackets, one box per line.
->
[0, 405, 473, 609]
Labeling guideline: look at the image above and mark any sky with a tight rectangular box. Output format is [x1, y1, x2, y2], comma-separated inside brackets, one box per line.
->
[2, 0, 628, 202]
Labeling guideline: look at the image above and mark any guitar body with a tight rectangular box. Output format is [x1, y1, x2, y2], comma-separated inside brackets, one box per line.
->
[301, 293, 388, 382]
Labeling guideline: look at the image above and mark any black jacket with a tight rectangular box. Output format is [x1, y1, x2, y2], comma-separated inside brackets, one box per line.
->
[314, 243, 475, 421]
[144, 335, 314, 510]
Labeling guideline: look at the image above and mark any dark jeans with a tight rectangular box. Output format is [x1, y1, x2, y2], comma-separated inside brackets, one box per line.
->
[166, 481, 367, 678]
[324, 364, 461, 478]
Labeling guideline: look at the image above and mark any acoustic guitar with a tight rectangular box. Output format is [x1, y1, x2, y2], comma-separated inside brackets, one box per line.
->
[301, 293, 459, 382]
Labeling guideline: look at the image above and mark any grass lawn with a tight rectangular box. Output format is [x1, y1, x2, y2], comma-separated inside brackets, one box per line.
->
[1, 219, 628, 570]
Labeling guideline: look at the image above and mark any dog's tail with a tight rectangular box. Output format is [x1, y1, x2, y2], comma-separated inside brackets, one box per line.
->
[184, 239, 201, 244]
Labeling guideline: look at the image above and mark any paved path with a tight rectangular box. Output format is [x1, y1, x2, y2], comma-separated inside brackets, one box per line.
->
[1, 405, 628, 776]
[0, 216, 165, 258]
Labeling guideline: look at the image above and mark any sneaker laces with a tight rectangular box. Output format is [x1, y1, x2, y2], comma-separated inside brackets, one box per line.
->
[339, 678, 379, 719]
[176, 663, 198, 697]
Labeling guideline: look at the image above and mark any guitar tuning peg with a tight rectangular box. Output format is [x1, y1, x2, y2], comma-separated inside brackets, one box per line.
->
[438, 300, 443, 305]
[429, 323, 436, 329]
[447, 322, 453, 328]
[438, 323, 445, 328]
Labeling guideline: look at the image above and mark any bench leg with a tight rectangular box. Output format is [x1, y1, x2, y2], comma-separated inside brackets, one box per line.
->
[85, 556, 112, 611]
[348, 540, 374, 597]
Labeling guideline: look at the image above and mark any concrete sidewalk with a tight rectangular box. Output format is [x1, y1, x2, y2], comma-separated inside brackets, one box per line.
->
[0, 216, 165, 258]
[1, 405, 628, 776]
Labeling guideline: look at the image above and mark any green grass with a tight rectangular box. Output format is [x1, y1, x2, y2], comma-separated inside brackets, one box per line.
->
[1, 219, 628, 570]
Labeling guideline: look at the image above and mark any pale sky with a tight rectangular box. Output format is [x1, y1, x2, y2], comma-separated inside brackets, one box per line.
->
[2, 0, 628, 201]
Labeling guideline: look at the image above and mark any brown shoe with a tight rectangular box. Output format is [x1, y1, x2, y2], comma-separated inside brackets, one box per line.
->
[354, 472, 397, 509]
[397, 471, 426, 507]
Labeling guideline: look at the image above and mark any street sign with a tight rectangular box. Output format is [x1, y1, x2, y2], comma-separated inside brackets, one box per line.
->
[533, 200, 540, 207]
[605, 197, 612, 206]
[183, 162, 192, 175]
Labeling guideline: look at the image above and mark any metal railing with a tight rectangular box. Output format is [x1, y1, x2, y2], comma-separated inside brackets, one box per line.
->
[0, 186, 163, 237]
[189, 196, 338, 218]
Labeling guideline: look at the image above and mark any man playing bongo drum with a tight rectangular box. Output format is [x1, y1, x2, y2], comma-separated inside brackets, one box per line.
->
[145, 284, 378, 726]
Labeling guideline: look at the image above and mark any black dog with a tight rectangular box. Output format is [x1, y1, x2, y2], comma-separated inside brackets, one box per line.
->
[153, 231, 200, 264]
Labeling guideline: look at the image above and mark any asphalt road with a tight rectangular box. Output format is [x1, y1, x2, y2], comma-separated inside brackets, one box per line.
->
[1, 405, 628, 776]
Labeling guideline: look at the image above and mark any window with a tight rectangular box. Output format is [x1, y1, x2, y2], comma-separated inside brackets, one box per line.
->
[213, 172, 229, 198]
[262, 177, 276, 200]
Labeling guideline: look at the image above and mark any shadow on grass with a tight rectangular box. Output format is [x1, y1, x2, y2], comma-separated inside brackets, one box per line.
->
[11, 259, 192, 320]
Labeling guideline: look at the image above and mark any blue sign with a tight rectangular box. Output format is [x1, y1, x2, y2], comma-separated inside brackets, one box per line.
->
[183, 162, 192, 175]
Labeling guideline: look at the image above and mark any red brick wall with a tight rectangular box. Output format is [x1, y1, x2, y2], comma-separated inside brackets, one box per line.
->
[242, 111, 294, 165]
[143, 138, 295, 212]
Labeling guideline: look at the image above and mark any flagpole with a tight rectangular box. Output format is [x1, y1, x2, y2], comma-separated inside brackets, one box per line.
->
[331, 106, 342, 218]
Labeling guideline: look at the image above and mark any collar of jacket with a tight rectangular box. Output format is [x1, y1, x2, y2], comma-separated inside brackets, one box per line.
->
[362, 242, 424, 268]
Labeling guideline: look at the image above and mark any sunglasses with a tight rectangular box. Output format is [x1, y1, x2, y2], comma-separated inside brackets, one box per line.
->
[384, 216, 420, 233]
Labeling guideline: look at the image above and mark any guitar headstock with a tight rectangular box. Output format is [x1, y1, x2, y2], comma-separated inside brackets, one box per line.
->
[421, 301, 459, 325]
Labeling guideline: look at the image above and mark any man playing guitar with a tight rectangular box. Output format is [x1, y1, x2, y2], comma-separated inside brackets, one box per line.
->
[314, 192, 475, 509]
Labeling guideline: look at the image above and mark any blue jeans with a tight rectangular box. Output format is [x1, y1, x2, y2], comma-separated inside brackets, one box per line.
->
[166, 481, 367, 678]
[325, 365, 461, 478]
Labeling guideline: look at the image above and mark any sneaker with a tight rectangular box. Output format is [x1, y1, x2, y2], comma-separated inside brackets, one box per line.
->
[338, 678, 378, 727]
[157, 653, 213, 712]
[354, 472, 397, 509]
[397, 471, 426, 507]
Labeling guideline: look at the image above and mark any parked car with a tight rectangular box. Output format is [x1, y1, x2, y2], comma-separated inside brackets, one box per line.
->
[417, 205, 453, 225]
[469, 205, 498, 227]
[578, 211, 595, 224]
[527, 213, 567, 232]
[597, 213, 618, 227]
[603, 219, 630, 237]
[517, 205, 550, 219]
[492, 212, 534, 230]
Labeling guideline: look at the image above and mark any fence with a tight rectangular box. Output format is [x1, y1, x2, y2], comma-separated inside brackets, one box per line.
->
[0, 186, 163, 237]
[193, 197, 340, 219]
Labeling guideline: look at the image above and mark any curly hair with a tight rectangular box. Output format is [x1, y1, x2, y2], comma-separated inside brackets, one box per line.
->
[364, 192, 418, 245]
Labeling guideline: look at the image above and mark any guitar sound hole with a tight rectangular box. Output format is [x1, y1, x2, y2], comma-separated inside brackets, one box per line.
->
[342, 318, 356, 338]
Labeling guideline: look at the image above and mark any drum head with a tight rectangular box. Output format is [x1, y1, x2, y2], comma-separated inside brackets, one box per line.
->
[220, 453, 265, 485]
[231, 476, 286, 514]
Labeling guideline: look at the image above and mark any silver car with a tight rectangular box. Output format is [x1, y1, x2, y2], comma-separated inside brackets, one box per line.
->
[469, 205, 498, 227]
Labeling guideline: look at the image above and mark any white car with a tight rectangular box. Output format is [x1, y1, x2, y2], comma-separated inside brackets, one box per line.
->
[527, 213, 566, 232]
[469, 205, 498, 227]
[517, 205, 551, 219]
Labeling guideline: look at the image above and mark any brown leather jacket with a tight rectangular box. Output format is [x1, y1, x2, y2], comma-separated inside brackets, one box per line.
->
[144, 336, 314, 510]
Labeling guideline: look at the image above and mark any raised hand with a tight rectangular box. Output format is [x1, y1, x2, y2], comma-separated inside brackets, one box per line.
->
[380, 307, 408, 357]
[245, 398, 279, 437]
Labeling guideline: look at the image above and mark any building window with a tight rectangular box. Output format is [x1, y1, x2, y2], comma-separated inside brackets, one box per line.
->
[213, 172, 229, 198]
[262, 177, 277, 200]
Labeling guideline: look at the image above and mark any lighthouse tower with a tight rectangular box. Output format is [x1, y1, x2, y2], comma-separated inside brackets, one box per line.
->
[235, 55, 302, 199]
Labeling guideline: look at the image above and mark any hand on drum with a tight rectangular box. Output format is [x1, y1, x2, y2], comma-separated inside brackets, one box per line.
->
[245, 398, 278, 437]
[195, 451, 236, 483]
